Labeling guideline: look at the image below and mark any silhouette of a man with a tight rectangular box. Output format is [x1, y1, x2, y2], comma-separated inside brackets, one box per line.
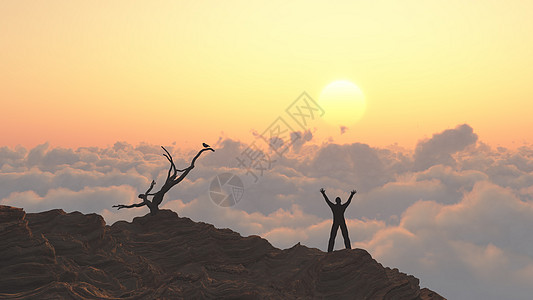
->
[320, 188, 356, 252]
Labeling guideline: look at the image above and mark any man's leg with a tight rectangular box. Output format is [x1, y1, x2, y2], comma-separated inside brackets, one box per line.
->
[328, 223, 340, 252]
[340, 221, 351, 249]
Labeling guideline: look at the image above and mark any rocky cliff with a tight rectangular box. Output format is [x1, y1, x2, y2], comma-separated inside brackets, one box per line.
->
[0, 206, 444, 299]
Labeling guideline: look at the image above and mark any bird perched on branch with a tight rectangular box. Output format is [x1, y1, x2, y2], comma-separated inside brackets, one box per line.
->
[202, 143, 210, 148]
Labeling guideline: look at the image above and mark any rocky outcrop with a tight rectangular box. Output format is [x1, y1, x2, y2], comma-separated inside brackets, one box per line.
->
[0, 206, 61, 295]
[0, 206, 445, 299]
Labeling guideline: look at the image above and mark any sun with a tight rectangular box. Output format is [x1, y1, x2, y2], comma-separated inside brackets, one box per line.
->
[318, 80, 366, 128]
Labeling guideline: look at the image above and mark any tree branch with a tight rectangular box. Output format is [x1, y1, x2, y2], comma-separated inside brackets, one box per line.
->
[112, 146, 214, 214]
[113, 202, 146, 210]
[171, 147, 214, 185]
[161, 146, 178, 179]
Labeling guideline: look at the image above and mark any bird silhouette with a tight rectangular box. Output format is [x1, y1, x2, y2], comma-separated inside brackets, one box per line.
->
[202, 143, 210, 148]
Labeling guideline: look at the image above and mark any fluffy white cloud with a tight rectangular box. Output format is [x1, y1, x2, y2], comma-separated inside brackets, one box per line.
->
[413, 124, 478, 171]
[2, 185, 136, 215]
[357, 182, 533, 299]
[2, 125, 533, 299]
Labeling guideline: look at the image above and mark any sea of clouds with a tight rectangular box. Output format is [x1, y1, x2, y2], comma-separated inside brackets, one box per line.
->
[2, 124, 533, 299]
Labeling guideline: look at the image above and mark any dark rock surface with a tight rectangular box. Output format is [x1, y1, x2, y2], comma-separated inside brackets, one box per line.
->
[0, 206, 445, 299]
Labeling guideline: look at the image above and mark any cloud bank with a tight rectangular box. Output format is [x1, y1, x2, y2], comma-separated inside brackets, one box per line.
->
[2, 124, 533, 299]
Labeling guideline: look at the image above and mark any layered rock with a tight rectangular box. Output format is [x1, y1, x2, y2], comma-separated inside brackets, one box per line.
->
[0, 206, 60, 294]
[0, 206, 445, 299]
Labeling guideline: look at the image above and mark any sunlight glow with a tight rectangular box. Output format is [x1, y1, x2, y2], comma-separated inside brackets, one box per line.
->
[319, 80, 366, 128]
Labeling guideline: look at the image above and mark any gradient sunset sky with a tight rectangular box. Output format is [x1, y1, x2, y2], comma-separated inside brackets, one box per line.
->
[2, 0, 532, 149]
[4, 2, 533, 298]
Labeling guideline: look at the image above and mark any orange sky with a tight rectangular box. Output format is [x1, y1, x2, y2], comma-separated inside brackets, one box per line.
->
[2, 1, 533, 150]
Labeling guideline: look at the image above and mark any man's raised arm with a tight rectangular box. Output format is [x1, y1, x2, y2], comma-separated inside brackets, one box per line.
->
[344, 189, 356, 207]
[320, 188, 334, 207]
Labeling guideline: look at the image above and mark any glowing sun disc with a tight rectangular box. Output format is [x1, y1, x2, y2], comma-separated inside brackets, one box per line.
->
[318, 80, 366, 127]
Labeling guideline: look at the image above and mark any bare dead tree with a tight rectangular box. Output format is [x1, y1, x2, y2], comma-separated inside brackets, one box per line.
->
[113, 145, 215, 216]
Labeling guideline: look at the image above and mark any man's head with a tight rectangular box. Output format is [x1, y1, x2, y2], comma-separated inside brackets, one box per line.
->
[335, 197, 341, 204]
